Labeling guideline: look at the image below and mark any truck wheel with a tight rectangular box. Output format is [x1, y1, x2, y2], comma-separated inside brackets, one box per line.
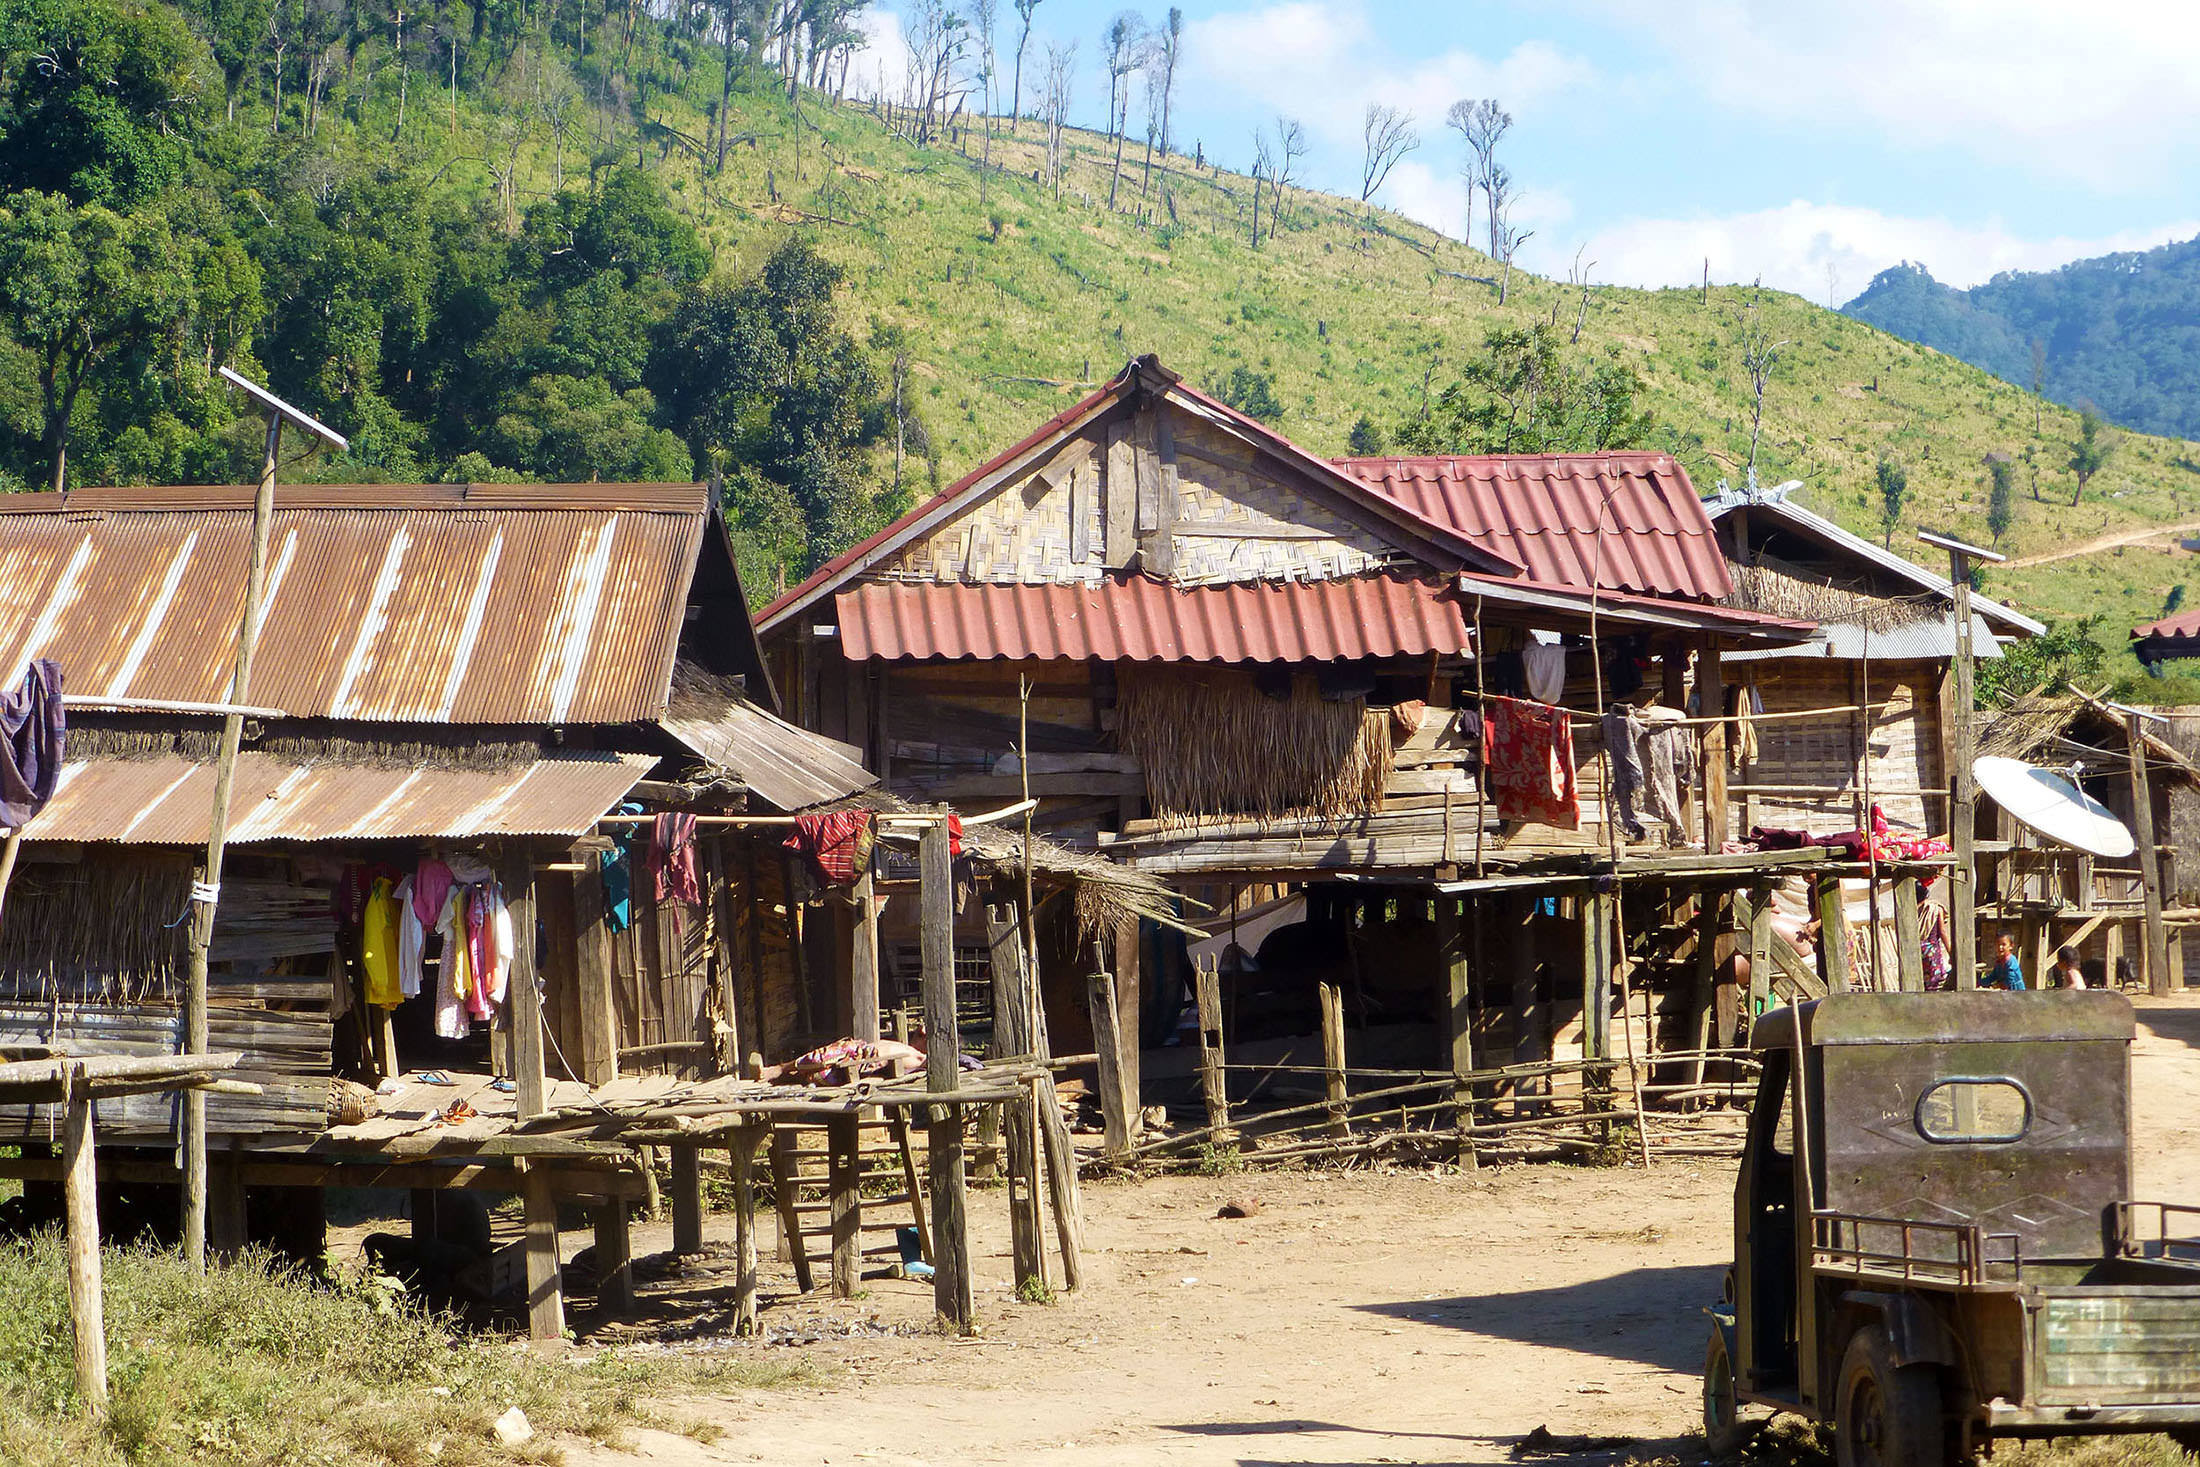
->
[1837, 1326, 1946, 1467]
[1704, 1328, 1751, 1456]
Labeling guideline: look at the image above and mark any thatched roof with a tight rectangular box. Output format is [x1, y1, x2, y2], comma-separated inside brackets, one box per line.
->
[1979, 693, 2200, 791]
[1720, 556, 1943, 633]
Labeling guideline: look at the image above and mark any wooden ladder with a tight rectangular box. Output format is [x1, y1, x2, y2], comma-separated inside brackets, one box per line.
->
[768, 1110, 932, 1295]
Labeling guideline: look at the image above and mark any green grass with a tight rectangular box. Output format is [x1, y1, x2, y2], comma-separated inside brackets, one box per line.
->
[0, 1234, 810, 1466]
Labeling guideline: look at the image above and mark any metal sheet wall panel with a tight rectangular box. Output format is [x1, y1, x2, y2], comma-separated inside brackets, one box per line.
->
[834, 575, 1472, 663]
[27, 752, 655, 844]
[1334, 454, 1734, 600]
[0, 485, 707, 724]
[660, 698, 876, 812]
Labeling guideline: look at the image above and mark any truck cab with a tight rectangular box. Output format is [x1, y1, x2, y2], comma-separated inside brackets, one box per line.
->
[1708, 990, 2200, 1467]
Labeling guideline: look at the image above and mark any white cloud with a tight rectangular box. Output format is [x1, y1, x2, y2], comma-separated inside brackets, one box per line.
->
[1544, 200, 2200, 300]
[1589, 0, 2200, 182]
[841, 8, 913, 104]
[1183, 3, 1596, 156]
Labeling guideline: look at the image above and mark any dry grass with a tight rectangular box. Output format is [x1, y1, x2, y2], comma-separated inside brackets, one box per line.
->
[0, 1234, 812, 1466]
[1118, 668, 1393, 824]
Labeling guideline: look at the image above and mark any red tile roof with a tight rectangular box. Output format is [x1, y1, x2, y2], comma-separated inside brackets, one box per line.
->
[1333, 454, 1733, 600]
[834, 575, 1473, 663]
[2135, 609, 2200, 644]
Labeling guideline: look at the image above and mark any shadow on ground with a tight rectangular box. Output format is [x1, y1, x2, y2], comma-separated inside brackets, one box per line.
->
[1350, 1263, 1726, 1373]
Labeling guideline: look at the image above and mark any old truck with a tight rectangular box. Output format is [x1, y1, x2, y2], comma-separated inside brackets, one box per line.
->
[1705, 990, 2200, 1467]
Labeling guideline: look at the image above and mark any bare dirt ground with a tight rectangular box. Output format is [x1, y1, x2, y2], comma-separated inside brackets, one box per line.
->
[540, 995, 2200, 1467]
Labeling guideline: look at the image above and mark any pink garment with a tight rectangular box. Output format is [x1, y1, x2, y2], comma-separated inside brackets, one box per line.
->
[412, 858, 455, 928]
[466, 884, 499, 1020]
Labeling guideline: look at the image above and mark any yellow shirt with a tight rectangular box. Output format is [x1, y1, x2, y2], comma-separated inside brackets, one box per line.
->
[360, 877, 403, 1008]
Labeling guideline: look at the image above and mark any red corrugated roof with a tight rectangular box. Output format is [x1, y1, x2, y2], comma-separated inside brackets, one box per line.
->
[835, 575, 1472, 663]
[1334, 454, 1733, 600]
[2135, 609, 2200, 643]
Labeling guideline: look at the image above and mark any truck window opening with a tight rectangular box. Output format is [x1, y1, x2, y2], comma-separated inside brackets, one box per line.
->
[1915, 1078, 2031, 1144]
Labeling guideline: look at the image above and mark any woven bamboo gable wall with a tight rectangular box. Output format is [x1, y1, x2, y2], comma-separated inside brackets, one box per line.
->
[1736, 661, 1945, 836]
[875, 404, 1395, 586]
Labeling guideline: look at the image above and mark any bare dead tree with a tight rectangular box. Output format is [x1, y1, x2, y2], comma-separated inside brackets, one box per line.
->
[1270, 114, 1306, 232]
[1102, 10, 1144, 210]
[1249, 126, 1273, 249]
[1443, 100, 1476, 249]
[904, 0, 972, 146]
[1449, 98, 1511, 259]
[1154, 6, 1181, 159]
[1568, 245, 1595, 343]
[1009, 0, 1041, 126]
[1486, 163, 1531, 304]
[1042, 38, 1075, 196]
[1735, 280, 1792, 478]
[971, 0, 997, 191]
[1359, 102, 1418, 202]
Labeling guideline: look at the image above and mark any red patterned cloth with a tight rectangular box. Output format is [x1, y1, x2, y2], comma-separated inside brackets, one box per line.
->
[784, 810, 876, 886]
[651, 812, 703, 905]
[1481, 697, 1578, 829]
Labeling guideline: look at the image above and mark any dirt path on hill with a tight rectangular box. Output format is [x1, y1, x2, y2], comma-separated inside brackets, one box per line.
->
[540, 995, 2200, 1467]
[2004, 518, 2200, 568]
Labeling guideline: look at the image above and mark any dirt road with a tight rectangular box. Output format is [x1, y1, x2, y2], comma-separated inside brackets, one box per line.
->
[565, 996, 2200, 1467]
[2004, 518, 2200, 569]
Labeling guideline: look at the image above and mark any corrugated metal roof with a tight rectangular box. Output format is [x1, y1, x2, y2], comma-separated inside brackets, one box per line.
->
[661, 693, 876, 813]
[25, 751, 654, 844]
[1335, 454, 1734, 600]
[834, 575, 1472, 663]
[2135, 608, 2200, 643]
[0, 484, 708, 724]
[1702, 484, 2046, 637]
[1723, 612, 2006, 663]
[1454, 572, 1819, 645]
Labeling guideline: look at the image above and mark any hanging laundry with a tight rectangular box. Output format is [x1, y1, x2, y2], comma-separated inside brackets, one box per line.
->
[784, 809, 876, 887]
[1638, 721, 1696, 846]
[600, 839, 633, 933]
[1919, 899, 1953, 991]
[1481, 696, 1579, 829]
[434, 885, 473, 1039]
[360, 877, 404, 1008]
[466, 883, 503, 1020]
[1729, 685, 1761, 771]
[411, 858, 455, 930]
[652, 811, 703, 905]
[392, 874, 426, 999]
[1521, 643, 1568, 705]
[1602, 706, 1649, 840]
[0, 658, 63, 828]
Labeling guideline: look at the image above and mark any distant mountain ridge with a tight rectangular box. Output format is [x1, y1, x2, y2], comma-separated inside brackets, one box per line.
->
[1843, 237, 2200, 440]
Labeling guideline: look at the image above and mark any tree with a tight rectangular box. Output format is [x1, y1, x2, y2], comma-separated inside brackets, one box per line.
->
[1734, 281, 1789, 479]
[1875, 456, 1908, 547]
[1987, 457, 2016, 545]
[2030, 336, 2047, 436]
[1152, 7, 1181, 160]
[1977, 615, 2107, 708]
[483, 374, 693, 481]
[1394, 323, 1653, 457]
[1346, 414, 1385, 456]
[0, 192, 206, 490]
[1041, 39, 1075, 195]
[2068, 405, 2114, 506]
[1205, 365, 1283, 423]
[0, 0, 214, 208]
[1008, 0, 1040, 124]
[1101, 10, 1143, 211]
[1359, 103, 1418, 204]
[1441, 100, 1477, 252]
[1486, 164, 1530, 305]
[1447, 97, 1511, 260]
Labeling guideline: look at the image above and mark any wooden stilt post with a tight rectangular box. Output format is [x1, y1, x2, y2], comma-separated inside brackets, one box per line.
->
[1509, 894, 1545, 1108]
[669, 1144, 703, 1255]
[1893, 874, 1924, 992]
[986, 902, 1044, 1294]
[1317, 979, 1348, 1138]
[851, 869, 881, 1041]
[62, 1068, 106, 1417]
[209, 1145, 247, 1260]
[731, 1126, 763, 1334]
[827, 1113, 861, 1299]
[592, 1199, 633, 1316]
[1699, 639, 1729, 850]
[1927, 531, 1994, 991]
[521, 1165, 565, 1344]
[572, 864, 620, 1087]
[1437, 896, 1475, 1165]
[1746, 887, 1774, 1017]
[920, 818, 974, 1333]
[1087, 954, 1132, 1164]
[503, 847, 547, 1121]
[888, 1110, 932, 1263]
[1193, 957, 1232, 1144]
[2127, 710, 2174, 996]
[1815, 875, 1855, 992]
[1687, 890, 1720, 1103]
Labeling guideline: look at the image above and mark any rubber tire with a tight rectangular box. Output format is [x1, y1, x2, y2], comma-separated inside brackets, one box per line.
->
[1704, 1327, 1750, 1457]
[1835, 1326, 1947, 1467]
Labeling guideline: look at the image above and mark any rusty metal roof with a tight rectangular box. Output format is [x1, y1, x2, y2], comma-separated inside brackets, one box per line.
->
[26, 750, 655, 844]
[834, 574, 1473, 663]
[1334, 454, 1734, 600]
[0, 484, 708, 725]
[661, 672, 876, 812]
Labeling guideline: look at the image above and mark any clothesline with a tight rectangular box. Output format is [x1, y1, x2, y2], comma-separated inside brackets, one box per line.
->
[1459, 697, 1892, 730]
[594, 797, 1039, 830]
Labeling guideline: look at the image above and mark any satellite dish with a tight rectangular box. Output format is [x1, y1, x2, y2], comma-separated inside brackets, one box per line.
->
[1974, 755, 2135, 858]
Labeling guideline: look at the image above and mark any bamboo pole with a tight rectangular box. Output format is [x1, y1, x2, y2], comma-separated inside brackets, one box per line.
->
[2128, 711, 2173, 995]
[921, 819, 973, 1333]
[180, 408, 282, 1273]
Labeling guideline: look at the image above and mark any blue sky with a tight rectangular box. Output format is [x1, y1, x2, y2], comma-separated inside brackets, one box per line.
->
[851, 0, 2200, 302]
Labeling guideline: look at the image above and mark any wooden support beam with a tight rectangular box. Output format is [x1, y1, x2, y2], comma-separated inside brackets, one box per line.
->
[1687, 891, 1721, 1104]
[1437, 896, 1475, 1165]
[768, 1130, 814, 1291]
[1948, 551, 1980, 989]
[731, 1127, 763, 1334]
[1581, 892, 1613, 1068]
[987, 903, 1045, 1293]
[888, 1110, 932, 1264]
[1088, 963, 1132, 1163]
[504, 849, 547, 1121]
[1893, 875, 1924, 992]
[1193, 958, 1232, 1143]
[921, 819, 974, 1333]
[828, 1114, 861, 1299]
[62, 1073, 106, 1417]
[1814, 876, 1854, 992]
[571, 866, 619, 1088]
[1111, 913, 1143, 1136]
[593, 1200, 633, 1315]
[521, 1166, 565, 1344]
[2128, 712, 2173, 996]
[669, 1144, 703, 1255]
[1319, 981, 1348, 1140]
[1698, 639, 1729, 850]
[851, 870, 881, 1042]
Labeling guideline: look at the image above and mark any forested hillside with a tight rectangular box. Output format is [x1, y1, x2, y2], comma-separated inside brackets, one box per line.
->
[1846, 242, 2200, 442]
[6, 0, 2200, 678]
